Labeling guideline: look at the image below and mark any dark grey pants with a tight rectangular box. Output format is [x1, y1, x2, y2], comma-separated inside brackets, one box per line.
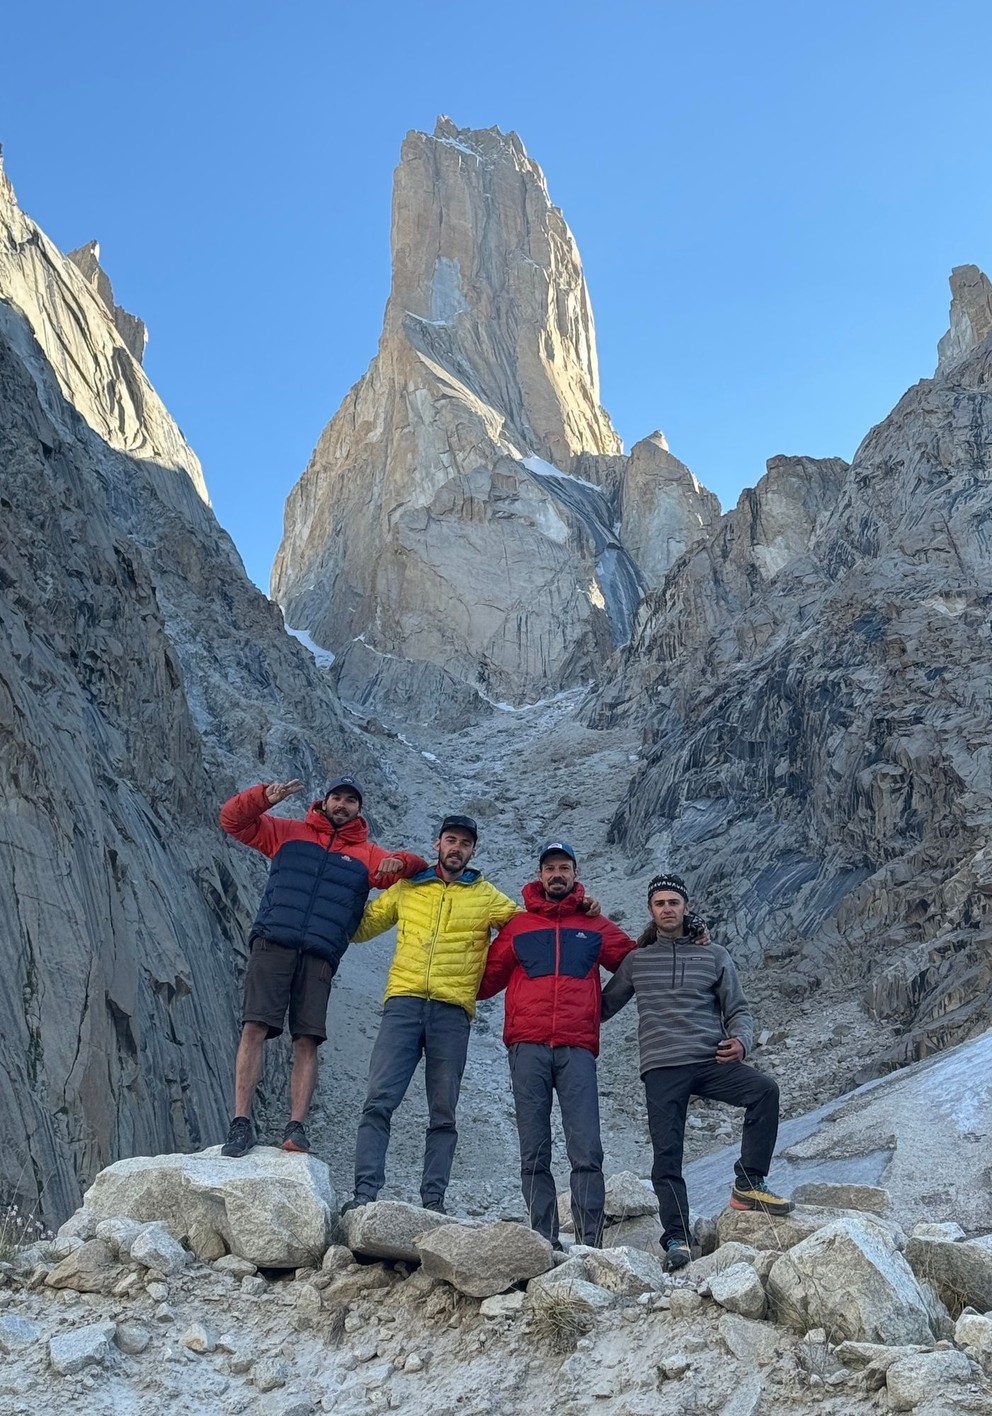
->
[508, 1042, 605, 1246]
[643, 1060, 780, 1246]
[353, 996, 471, 1204]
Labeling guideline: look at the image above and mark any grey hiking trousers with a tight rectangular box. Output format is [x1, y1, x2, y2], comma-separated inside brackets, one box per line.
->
[508, 1042, 605, 1246]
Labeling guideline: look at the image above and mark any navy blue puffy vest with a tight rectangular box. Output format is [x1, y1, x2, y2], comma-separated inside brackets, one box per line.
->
[251, 840, 371, 970]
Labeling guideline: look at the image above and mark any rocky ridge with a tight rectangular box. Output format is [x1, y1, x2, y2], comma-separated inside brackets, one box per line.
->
[0, 157, 407, 1225]
[595, 273, 992, 1075]
[3, 1152, 992, 1416]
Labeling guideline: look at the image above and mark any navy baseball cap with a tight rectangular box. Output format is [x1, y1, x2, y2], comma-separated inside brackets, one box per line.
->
[539, 840, 577, 867]
[439, 814, 478, 841]
[325, 775, 364, 805]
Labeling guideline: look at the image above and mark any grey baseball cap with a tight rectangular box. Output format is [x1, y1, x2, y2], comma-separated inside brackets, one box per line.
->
[325, 775, 364, 804]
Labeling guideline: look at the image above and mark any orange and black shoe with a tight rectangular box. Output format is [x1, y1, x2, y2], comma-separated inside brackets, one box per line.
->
[281, 1120, 311, 1153]
[730, 1180, 793, 1216]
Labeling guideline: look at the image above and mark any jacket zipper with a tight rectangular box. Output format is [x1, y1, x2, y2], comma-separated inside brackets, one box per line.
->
[425, 883, 448, 998]
[550, 911, 561, 1047]
[301, 823, 337, 941]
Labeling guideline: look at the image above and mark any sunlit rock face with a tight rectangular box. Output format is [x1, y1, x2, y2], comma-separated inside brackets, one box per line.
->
[0, 159, 393, 1223]
[272, 118, 716, 722]
[0, 160, 204, 498]
[598, 278, 992, 1074]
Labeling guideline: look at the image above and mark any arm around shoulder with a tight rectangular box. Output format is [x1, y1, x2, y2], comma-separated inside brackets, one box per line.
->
[600, 952, 636, 1021]
[352, 883, 402, 942]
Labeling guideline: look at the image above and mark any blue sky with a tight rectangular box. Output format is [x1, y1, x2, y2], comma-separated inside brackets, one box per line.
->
[4, 1, 991, 591]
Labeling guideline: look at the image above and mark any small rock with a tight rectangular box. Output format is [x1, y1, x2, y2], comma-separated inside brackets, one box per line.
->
[659, 1354, 692, 1379]
[130, 1223, 187, 1277]
[790, 1184, 890, 1216]
[241, 1275, 267, 1296]
[213, 1254, 257, 1278]
[181, 1321, 217, 1353]
[480, 1291, 526, 1318]
[95, 1217, 145, 1258]
[911, 1222, 966, 1242]
[57, 1210, 98, 1243]
[0, 1314, 41, 1352]
[708, 1262, 766, 1320]
[145, 1281, 169, 1301]
[955, 1310, 992, 1352]
[253, 1356, 290, 1391]
[885, 1349, 972, 1411]
[320, 1244, 353, 1274]
[48, 1321, 116, 1376]
[115, 1322, 151, 1355]
[669, 1289, 703, 1318]
[154, 1303, 176, 1323]
[403, 1352, 427, 1371]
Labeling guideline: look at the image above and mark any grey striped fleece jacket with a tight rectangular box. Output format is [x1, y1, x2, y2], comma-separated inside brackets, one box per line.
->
[600, 934, 754, 1073]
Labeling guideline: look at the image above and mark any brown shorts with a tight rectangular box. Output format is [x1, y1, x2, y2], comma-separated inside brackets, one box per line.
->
[242, 938, 333, 1043]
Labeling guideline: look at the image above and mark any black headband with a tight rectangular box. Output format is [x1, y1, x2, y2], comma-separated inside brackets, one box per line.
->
[648, 873, 688, 903]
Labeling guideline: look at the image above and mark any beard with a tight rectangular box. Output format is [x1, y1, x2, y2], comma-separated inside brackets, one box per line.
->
[545, 878, 570, 898]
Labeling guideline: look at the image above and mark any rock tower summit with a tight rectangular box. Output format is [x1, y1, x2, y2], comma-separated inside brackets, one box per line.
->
[271, 118, 715, 723]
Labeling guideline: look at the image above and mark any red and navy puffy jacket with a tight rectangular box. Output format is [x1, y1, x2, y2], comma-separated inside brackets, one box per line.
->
[477, 881, 636, 1056]
[220, 785, 426, 970]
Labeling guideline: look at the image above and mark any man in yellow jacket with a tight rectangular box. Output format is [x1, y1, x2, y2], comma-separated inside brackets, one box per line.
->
[343, 814, 518, 1214]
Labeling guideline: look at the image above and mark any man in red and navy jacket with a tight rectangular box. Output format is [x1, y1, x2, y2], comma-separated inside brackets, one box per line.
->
[477, 840, 636, 1247]
[219, 774, 426, 1159]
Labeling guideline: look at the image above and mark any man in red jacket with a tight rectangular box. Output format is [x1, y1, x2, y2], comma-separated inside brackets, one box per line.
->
[477, 841, 636, 1247]
[219, 774, 425, 1158]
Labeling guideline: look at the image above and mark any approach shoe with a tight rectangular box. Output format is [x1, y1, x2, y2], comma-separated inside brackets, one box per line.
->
[340, 1196, 374, 1215]
[663, 1238, 692, 1271]
[281, 1120, 310, 1153]
[730, 1180, 794, 1216]
[221, 1115, 255, 1158]
[422, 1198, 446, 1215]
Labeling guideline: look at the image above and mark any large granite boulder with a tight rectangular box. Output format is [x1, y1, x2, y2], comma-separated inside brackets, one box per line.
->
[77, 1149, 336, 1267]
[415, 1220, 553, 1297]
[766, 1217, 943, 1345]
[340, 1200, 456, 1262]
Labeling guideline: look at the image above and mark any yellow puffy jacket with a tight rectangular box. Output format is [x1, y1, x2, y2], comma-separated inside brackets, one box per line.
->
[353, 867, 518, 1016]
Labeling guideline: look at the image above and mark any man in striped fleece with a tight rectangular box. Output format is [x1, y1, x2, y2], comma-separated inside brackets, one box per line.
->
[601, 872, 792, 1271]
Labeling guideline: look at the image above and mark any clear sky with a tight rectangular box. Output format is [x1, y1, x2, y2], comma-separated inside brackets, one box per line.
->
[4, 1, 991, 591]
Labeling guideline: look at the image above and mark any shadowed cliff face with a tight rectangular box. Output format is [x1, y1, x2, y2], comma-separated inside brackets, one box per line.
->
[271, 119, 713, 723]
[599, 301, 992, 1075]
[0, 169, 402, 1224]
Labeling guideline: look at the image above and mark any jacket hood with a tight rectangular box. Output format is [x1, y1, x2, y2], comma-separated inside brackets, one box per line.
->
[304, 803, 370, 845]
[521, 879, 586, 916]
[410, 865, 483, 886]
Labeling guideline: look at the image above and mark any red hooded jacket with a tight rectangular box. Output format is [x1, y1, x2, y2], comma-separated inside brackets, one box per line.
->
[477, 881, 636, 1056]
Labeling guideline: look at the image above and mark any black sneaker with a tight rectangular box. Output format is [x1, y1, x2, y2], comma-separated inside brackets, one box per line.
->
[221, 1116, 255, 1158]
[281, 1120, 310, 1153]
[422, 1198, 446, 1214]
[663, 1238, 691, 1271]
[340, 1195, 376, 1215]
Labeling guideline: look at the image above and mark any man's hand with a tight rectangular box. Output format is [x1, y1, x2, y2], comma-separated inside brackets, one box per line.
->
[583, 895, 602, 918]
[373, 856, 405, 885]
[716, 1038, 744, 1064]
[265, 779, 303, 806]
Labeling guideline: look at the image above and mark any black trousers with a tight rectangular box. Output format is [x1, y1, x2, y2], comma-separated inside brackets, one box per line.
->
[643, 1060, 780, 1246]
